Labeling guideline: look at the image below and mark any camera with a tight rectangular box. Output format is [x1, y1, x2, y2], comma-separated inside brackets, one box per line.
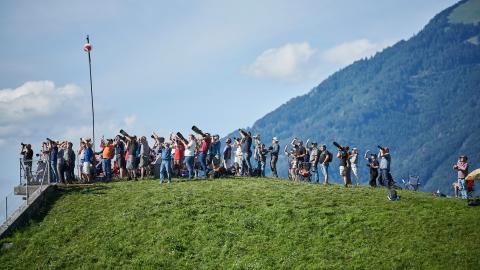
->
[377, 145, 385, 151]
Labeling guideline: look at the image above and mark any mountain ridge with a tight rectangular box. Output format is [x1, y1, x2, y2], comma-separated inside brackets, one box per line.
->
[227, 0, 480, 192]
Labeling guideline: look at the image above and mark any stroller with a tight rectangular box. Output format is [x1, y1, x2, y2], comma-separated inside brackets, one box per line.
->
[401, 175, 420, 191]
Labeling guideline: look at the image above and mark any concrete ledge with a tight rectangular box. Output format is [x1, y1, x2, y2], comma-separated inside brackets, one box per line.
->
[0, 185, 57, 239]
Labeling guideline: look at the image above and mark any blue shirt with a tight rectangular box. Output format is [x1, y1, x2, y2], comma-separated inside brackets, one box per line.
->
[161, 147, 171, 160]
[209, 141, 221, 156]
[84, 147, 93, 162]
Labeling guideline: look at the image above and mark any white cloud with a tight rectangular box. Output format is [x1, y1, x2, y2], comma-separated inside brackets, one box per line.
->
[0, 81, 90, 143]
[322, 39, 390, 65]
[0, 81, 84, 125]
[244, 42, 316, 80]
[245, 39, 391, 81]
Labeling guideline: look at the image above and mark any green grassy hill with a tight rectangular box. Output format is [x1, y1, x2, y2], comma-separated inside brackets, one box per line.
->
[0, 179, 479, 269]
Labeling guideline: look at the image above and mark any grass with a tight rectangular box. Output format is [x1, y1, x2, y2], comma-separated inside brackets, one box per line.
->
[0, 178, 479, 269]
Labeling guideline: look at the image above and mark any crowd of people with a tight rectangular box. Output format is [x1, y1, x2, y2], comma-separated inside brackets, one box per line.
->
[18, 126, 474, 198]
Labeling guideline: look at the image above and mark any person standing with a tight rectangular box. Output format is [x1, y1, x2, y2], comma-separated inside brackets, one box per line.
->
[309, 142, 320, 183]
[47, 140, 58, 184]
[138, 136, 150, 179]
[239, 130, 252, 176]
[256, 143, 268, 177]
[234, 138, 243, 176]
[364, 151, 379, 187]
[453, 155, 469, 199]
[269, 137, 280, 178]
[318, 144, 331, 185]
[198, 133, 211, 178]
[350, 148, 360, 186]
[378, 147, 391, 187]
[20, 143, 34, 183]
[114, 136, 126, 179]
[100, 138, 115, 182]
[82, 139, 94, 183]
[337, 145, 350, 187]
[64, 142, 76, 182]
[223, 138, 232, 170]
[125, 135, 138, 180]
[159, 142, 172, 183]
[181, 134, 196, 180]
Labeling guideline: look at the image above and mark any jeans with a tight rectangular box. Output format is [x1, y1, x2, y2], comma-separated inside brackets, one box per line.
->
[160, 160, 172, 183]
[311, 163, 319, 183]
[102, 158, 112, 181]
[458, 178, 467, 199]
[241, 153, 252, 176]
[198, 152, 209, 177]
[380, 169, 390, 187]
[50, 161, 58, 183]
[270, 155, 278, 177]
[184, 156, 194, 179]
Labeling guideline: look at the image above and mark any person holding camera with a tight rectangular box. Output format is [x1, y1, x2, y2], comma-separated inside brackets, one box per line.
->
[114, 136, 126, 179]
[100, 138, 115, 182]
[81, 138, 94, 183]
[208, 135, 221, 169]
[453, 155, 469, 199]
[378, 146, 391, 187]
[308, 142, 320, 183]
[223, 138, 232, 170]
[63, 142, 76, 182]
[337, 145, 350, 187]
[20, 143, 34, 183]
[198, 133, 211, 178]
[46, 139, 59, 183]
[350, 148, 360, 186]
[179, 134, 196, 180]
[124, 134, 138, 180]
[239, 130, 253, 176]
[318, 144, 331, 185]
[159, 142, 173, 183]
[138, 136, 150, 179]
[269, 137, 280, 178]
[364, 151, 379, 187]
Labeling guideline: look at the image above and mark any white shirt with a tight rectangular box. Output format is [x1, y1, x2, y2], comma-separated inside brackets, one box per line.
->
[184, 140, 197, 157]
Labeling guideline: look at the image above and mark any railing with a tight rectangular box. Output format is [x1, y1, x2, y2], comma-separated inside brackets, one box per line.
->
[1, 157, 50, 224]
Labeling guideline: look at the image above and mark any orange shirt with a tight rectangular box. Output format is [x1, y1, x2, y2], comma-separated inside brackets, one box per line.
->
[102, 144, 114, 159]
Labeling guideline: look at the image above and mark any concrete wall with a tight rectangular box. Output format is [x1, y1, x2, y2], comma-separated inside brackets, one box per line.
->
[0, 185, 56, 239]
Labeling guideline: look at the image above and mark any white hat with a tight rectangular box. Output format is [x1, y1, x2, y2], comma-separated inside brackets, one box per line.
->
[272, 137, 279, 142]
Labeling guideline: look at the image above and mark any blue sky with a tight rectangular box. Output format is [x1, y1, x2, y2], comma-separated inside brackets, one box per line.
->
[0, 0, 458, 197]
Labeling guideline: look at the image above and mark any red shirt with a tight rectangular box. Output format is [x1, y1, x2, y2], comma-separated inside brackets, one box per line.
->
[174, 144, 184, 160]
[200, 138, 210, 153]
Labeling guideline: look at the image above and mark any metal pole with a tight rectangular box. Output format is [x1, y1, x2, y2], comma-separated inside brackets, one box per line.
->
[86, 35, 95, 154]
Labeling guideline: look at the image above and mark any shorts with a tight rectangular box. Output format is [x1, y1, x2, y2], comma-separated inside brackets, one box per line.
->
[339, 166, 347, 176]
[82, 161, 92, 174]
[116, 155, 126, 168]
[127, 155, 137, 170]
[139, 155, 149, 168]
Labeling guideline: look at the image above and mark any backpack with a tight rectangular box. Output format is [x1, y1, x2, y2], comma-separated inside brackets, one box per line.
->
[387, 189, 400, 201]
[325, 151, 332, 163]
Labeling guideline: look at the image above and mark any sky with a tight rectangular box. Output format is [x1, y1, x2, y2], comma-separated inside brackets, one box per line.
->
[0, 0, 458, 198]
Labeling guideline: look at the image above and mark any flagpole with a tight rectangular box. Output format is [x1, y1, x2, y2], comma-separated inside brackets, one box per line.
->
[85, 35, 95, 153]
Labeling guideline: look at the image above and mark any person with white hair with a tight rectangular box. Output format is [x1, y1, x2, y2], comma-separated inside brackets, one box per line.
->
[269, 137, 280, 178]
[350, 148, 360, 186]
